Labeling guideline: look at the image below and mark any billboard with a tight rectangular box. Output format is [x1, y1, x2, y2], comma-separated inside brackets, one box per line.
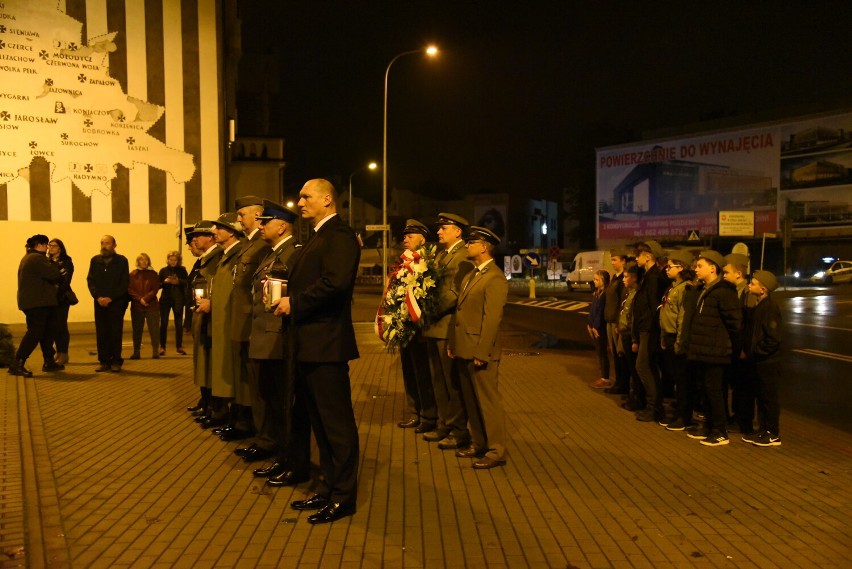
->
[596, 111, 852, 240]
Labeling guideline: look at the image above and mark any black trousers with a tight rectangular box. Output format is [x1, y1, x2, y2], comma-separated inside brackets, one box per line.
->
[400, 339, 437, 422]
[159, 301, 184, 349]
[695, 362, 728, 435]
[295, 361, 359, 505]
[54, 303, 71, 353]
[94, 300, 127, 365]
[17, 306, 57, 363]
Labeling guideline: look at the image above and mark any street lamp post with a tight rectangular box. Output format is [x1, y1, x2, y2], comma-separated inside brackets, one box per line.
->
[348, 162, 378, 229]
[382, 45, 439, 284]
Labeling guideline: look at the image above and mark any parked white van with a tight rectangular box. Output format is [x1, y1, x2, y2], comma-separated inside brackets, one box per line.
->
[565, 250, 615, 291]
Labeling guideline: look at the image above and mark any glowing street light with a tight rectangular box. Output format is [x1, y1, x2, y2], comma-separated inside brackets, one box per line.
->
[382, 45, 439, 283]
[348, 161, 378, 228]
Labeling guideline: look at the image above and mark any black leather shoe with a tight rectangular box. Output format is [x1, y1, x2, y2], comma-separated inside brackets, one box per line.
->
[234, 444, 257, 457]
[253, 461, 287, 478]
[242, 447, 275, 463]
[423, 429, 450, 442]
[220, 427, 253, 441]
[414, 422, 437, 434]
[194, 414, 210, 424]
[211, 425, 231, 435]
[397, 416, 419, 429]
[42, 362, 64, 372]
[200, 416, 228, 429]
[437, 435, 470, 450]
[187, 404, 203, 413]
[291, 494, 329, 511]
[95, 363, 111, 373]
[266, 469, 310, 487]
[307, 502, 356, 524]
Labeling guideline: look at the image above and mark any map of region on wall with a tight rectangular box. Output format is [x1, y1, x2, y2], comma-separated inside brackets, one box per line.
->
[0, 0, 219, 224]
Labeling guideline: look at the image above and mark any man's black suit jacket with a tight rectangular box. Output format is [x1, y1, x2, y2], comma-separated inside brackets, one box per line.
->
[288, 214, 360, 363]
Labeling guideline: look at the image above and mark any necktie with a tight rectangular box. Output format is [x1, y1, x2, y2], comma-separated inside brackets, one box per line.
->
[463, 267, 480, 292]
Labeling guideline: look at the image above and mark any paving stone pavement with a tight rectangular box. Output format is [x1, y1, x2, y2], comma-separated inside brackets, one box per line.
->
[2, 318, 851, 568]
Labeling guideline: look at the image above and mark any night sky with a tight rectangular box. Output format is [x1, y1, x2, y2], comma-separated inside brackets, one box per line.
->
[240, 1, 852, 209]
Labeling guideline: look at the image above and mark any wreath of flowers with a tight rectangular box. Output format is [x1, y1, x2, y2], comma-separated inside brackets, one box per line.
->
[375, 244, 442, 353]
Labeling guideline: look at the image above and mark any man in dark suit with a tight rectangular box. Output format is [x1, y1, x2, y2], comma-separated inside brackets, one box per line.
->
[423, 213, 474, 449]
[219, 196, 271, 441]
[9, 234, 63, 377]
[87, 235, 130, 372]
[274, 179, 360, 524]
[448, 227, 509, 469]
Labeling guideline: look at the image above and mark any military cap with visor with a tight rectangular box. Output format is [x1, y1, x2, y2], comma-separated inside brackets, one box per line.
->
[465, 226, 501, 246]
[402, 219, 429, 237]
[234, 195, 264, 209]
[256, 199, 299, 223]
[435, 212, 469, 228]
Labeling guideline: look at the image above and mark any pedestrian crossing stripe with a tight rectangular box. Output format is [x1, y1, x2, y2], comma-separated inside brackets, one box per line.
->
[511, 299, 590, 312]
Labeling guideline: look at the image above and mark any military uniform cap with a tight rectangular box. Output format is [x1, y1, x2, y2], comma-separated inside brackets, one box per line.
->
[752, 270, 778, 292]
[402, 219, 429, 237]
[211, 212, 244, 234]
[466, 226, 500, 246]
[667, 249, 695, 267]
[191, 220, 216, 235]
[724, 253, 750, 268]
[256, 199, 299, 223]
[436, 212, 469, 228]
[698, 250, 726, 270]
[638, 239, 665, 259]
[234, 195, 264, 209]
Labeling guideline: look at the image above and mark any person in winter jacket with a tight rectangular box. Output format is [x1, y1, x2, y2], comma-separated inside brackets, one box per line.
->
[9, 234, 63, 377]
[658, 249, 695, 430]
[740, 271, 783, 447]
[685, 250, 742, 447]
[128, 253, 161, 359]
[589, 270, 612, 389]
[631, 240, 670, 422]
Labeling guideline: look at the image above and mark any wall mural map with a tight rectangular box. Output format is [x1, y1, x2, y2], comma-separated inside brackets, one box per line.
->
[0, 0, 195, 197]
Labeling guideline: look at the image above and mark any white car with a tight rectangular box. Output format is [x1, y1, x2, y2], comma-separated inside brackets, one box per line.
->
[799, 259, 852, 285]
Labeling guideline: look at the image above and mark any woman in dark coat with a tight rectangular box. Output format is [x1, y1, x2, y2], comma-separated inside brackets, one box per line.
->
[157, 251, 188, 355]
[48, 238, 75, 365]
